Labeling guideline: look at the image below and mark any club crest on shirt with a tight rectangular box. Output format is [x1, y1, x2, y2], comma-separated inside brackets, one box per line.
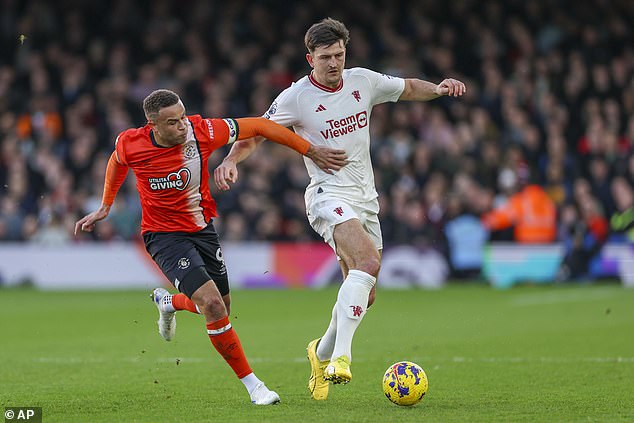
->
[148, 168, 191, 191]
[183, 144, 197, 159]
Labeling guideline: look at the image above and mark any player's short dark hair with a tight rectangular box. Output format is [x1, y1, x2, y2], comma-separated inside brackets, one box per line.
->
[143, 89, 180, 119]
[304, 18, 350, 53]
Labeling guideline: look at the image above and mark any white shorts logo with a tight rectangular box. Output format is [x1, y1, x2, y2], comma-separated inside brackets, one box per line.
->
[177, 257, 190, 270]
[216, 248, 227, 274]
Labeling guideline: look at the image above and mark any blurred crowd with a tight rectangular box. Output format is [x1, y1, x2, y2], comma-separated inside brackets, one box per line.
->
[0, 0, 633, 276]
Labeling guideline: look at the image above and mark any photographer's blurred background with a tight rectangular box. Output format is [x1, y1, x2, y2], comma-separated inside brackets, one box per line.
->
[1, 0, 633, 286]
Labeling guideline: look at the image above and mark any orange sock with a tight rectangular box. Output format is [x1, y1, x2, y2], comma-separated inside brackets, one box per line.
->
[172, 293, 199, 314]
[206, 316, 253, 378]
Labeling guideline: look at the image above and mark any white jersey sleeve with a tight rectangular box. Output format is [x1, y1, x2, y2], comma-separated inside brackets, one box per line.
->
[263, 84, 301, 127]
[350, 67, 405, 106]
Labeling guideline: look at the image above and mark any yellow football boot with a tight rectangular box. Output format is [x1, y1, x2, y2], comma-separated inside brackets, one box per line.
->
[324, 355, 352, 384]
[307, 338, 330, 400]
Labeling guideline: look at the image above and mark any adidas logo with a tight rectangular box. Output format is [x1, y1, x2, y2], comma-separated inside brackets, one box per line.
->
[315, 104, 326, 112]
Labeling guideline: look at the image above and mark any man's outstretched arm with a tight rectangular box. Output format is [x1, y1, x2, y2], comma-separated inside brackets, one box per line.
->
[215, 118, 348, 191]
[74, 152, 128, 234]
[399, 78, 466, 101]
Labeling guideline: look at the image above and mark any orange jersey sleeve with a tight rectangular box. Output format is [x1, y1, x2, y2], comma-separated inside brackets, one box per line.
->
[235, 117, 310, 155]
[101, 152, 129, 206]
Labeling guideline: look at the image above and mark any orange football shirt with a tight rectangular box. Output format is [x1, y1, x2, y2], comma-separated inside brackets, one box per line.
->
[115, 115, 238, 233]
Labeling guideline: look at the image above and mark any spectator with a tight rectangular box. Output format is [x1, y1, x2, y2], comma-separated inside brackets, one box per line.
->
[444, 195, 488, 278]
[481, 171, 557, 243]
[0, 0, 632, 246]
[31, 211, 70, 246]
[556, 197, 607, 281]
[609, 176, 634, 242]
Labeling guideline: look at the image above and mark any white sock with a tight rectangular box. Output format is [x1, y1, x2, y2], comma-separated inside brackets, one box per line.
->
[331, 270, 375, 362]
[240, 372, 262, 395]
[316, 304, 337, 361]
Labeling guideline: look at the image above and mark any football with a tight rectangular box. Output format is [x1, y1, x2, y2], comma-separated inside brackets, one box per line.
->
[382, 361, 428, 406]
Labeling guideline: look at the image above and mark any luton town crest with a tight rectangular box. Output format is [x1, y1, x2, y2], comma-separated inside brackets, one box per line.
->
[183, 144, 197, 159]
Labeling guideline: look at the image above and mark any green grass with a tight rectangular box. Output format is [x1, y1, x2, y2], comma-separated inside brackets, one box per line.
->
[1, 284, 633, 422]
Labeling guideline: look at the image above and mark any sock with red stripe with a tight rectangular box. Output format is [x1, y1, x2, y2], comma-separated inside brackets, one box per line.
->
[206, 316, 253, 380]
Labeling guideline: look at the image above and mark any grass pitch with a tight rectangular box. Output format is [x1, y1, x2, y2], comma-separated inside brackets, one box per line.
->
[1, 284, 633, 422]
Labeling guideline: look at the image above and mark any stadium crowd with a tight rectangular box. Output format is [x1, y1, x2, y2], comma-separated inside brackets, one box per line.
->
[0, 0, 633, 277]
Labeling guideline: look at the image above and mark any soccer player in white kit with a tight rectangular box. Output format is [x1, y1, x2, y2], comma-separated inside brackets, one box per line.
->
[214, 18, 466, 400]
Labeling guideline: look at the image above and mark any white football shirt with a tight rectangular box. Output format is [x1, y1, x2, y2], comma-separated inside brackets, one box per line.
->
[264, 67, 405, 203]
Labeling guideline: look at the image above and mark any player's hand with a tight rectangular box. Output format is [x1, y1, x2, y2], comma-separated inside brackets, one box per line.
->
[435, 78, 466, 97]
[74, 205, 111, 235]
[305, 145, 348, 174]
[214, 159, 239, 191]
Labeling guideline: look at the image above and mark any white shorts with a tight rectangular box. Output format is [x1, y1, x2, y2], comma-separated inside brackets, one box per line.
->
[306, 197, 383, 253]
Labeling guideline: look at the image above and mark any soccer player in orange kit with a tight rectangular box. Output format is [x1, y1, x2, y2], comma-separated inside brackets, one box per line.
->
[75, 89, 347, 405]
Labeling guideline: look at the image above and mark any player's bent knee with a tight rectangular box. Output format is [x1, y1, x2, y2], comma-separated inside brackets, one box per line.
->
[190, 279, 227, 319]
[357, 256, 381, 277]
[196, 293, 227, 317]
